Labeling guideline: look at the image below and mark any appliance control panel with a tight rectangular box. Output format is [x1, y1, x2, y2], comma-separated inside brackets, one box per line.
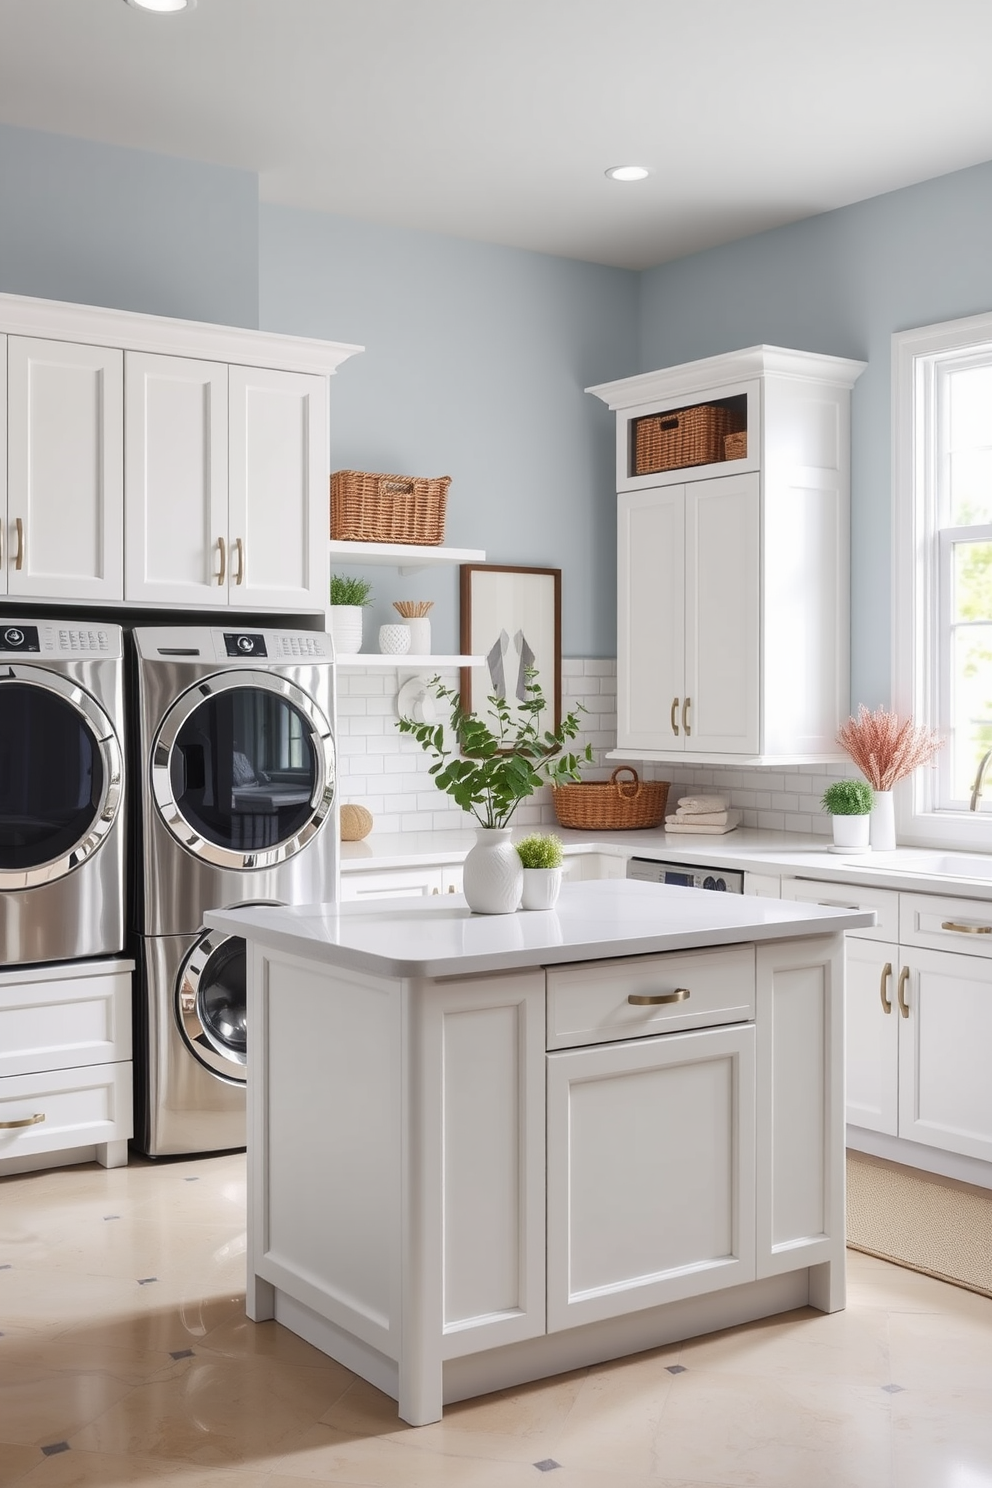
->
[0, 621, 122, 658]
[627, 857, 745, 893]
[135, 628, 333, 662]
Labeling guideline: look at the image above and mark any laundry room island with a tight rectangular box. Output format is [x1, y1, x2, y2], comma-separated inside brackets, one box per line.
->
[205, 879, 873, 1425]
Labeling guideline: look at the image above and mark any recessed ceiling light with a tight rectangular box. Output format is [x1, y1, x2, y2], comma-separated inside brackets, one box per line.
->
[125, 0, 196, 12]
[605, 165, 651, 182]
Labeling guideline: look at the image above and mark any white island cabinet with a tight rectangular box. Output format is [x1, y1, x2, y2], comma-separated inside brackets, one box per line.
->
[205, 880, 873, 1426]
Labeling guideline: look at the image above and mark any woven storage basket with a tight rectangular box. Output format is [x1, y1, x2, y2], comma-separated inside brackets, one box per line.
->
[634, 404, 732, 475]
[552, 767, 669, 831]
[330, 471, 451, 545]
[724, 429, 748, 460]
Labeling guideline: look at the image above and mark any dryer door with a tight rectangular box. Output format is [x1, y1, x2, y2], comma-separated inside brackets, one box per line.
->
[0, 667, 124, 890]
[176, 926, 251, 1084]
[151, 670, 335, 871]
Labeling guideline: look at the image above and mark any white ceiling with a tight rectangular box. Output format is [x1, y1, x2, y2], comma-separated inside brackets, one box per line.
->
[3, 0, 992, 270]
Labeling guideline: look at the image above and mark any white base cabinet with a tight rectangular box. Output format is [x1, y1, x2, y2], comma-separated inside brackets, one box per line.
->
[244, 931, 845, 1425]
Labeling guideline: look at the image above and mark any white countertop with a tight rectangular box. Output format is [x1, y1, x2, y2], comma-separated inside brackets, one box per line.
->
[205, 878, 875, 980]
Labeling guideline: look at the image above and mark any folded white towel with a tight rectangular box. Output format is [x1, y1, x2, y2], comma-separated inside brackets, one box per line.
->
[674, 808, 731, 825]
[677, 794, 729, 813]
[665, 809, 742, 835]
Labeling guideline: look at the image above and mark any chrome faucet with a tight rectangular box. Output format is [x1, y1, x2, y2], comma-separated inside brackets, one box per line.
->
[969, 749, 992, 811]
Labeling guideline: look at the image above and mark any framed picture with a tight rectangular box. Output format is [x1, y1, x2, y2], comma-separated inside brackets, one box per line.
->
[460, 564, 562, 732]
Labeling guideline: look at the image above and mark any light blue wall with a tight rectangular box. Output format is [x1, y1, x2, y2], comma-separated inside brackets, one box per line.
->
[259, 206, 638, 656]
[638, 158, 992, 710]
[0, 122, 258, 326]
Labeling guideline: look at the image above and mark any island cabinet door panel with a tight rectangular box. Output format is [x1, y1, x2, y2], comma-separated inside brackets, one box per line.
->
[411, 973, 546, 1360]
[546, 1024, 756, 1333]
[897, 948, 992, 1162]
[754, 938, 844, 1284]
[617, 486, 684, 752]
[844, 938, 899, 1136]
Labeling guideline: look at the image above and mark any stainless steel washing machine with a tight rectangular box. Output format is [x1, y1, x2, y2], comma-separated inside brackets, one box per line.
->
[129, 625, 338, 1155]
[0, 619, 125, 966]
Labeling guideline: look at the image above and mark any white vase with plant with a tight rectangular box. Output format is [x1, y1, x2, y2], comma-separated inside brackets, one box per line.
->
[328, 574, 373, 655]
[397, 674, 592, 914]
[821, 779, 874, 853]
[836, 706, 944, 852]
[516, 832, 564, 910]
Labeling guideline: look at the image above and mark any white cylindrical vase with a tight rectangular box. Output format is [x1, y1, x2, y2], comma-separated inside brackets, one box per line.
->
[328, 605, 364, 655]
[404, 617, 431, 655]
[829, 813, 871, 853]
[869, 789, 896, 852]
[520, 866, 562, 910]
[462, 827, 523, 914]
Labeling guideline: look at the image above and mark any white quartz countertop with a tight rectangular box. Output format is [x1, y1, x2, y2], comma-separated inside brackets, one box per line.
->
[205, 879, 875, 980]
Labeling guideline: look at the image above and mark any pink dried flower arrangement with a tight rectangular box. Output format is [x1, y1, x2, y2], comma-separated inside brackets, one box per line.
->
[836, 706, 943, 791]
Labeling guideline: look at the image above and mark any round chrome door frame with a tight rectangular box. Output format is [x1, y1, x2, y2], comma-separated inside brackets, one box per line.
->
[175, 923, 257, 1085]
[0, 665, 124, 892]
[150, 669, 336, 871]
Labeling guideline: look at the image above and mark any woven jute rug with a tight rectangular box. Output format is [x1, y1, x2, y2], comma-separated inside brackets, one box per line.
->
[846, 1149, 992, 1298]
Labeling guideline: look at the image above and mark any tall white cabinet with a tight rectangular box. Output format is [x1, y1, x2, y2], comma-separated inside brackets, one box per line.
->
[589, 346, 866, 764]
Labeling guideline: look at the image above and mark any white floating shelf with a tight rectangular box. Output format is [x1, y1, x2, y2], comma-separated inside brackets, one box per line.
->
[329, 540, 486, 573]
[334, 654, 485, 668]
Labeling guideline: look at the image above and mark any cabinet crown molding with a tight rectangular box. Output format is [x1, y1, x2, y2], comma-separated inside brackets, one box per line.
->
[587, 345, 867, 410]
[0, 292, 362, 376]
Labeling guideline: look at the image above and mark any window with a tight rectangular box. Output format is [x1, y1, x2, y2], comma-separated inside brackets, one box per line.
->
[894, 311, 992, 846]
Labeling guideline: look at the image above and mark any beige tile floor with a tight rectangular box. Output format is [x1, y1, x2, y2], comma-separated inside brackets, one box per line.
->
[2, 1153, 992, 1488]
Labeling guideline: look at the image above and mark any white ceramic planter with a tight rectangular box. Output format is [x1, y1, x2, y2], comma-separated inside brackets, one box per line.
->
[328, 605, 364, 655]
[462, 827, 523, 914]
[378, 623, 411, 655]
[829, 813, 871, 853]
[520, 866, 562, 910]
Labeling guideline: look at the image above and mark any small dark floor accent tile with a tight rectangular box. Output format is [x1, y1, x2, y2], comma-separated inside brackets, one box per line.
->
[137, 1277, 158, 1285]
[0, 1263, 12, 1270]
[882, 1383, 906, 1393]
[103, 1215, 120, 1221]
[184, 1176, 199, 1182]
[170, 1348, 195, 1359]
[666, 1364, 687, 1374]
[533, 1461, 560, 1473]
[41, 1442, 70, 1457]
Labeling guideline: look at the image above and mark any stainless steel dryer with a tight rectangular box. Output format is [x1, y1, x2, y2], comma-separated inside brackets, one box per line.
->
[0, 619, 125, 966]
[129, 625, 338, 1156]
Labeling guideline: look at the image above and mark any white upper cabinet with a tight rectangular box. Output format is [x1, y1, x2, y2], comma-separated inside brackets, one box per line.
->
[590, 346, 867, 765]
[5, 336, 124, 602]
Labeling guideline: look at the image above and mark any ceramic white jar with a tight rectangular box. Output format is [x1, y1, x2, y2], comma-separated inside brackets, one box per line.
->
[404, 617, 431, 655]
[378, 623, 412, 655]
[462, 827, 523, 914]
[520, 866, 562, 910]
[829, 813, 871, 853]
[328, 605, 364, 655]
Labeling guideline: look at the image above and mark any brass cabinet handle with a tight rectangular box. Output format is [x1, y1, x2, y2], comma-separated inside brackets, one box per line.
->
[14, 517, 24, 571]
[217, 535, 227, 586]
[0, 1111, 44, 1130]
[234, 537, 245, 585]
[447, 884, 456, 893]
[879, 961, 893, 1015]
[431, 886, 439, 894]
[682, 696, 691, 737]
[628, 987, 690, 1006]
[897, 965, 910, 1019]
[670, 697, 680, 737]
[941, 920, 992, 934]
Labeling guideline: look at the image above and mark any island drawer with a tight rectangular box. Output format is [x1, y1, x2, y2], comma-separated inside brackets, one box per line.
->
[546, 945, 755, 1050]
[779, 877, 897, 941]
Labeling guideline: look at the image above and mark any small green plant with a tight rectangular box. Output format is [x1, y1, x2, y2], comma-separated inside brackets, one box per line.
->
[515, 832, 564, 870]
[820, 779, 874, 815]
[397, 672, 594, 829]
[329, 574, 374, 606]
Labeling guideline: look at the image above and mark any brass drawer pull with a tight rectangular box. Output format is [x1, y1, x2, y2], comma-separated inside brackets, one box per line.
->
[234, 537, 245, 585]
[941, 920, 992, 934]
[14, 516, 24, 571]
[0, 1111, 45, 1130]
[897, 965, 910, 1018]
[682, 696, 691, 737]
[670, 697, 680, 736]
[217, 535, 227, 586]
[628, 987, 690, 1006]
[879, 961, 892, 1015]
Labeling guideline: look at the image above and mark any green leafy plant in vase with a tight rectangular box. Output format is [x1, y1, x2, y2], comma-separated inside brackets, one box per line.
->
[821, 778, 874, 854]
[515, 831, 565, 911]
[397, 673, 592, 913]
[328, 573, 373, 655]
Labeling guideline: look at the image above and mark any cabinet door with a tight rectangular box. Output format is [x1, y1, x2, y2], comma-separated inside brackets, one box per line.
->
[125, 352, 228, 606]
[617, 486, 685, 751]
[7, 336, 123, 601]
[439, 862, 464, 895]
[845, 938, 899, 1136]
[339, 866, 442, 901]
[547, 1024, 755, 1331]
[684, 471, 759, 754]
[228, 366, 327, 611]
[898, 948, 992, 1162]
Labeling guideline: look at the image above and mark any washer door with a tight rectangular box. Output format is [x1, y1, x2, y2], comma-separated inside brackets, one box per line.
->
[176, 926, 252, 1085]
[151, 670, 335, 871]
[0, 667, 124, 891]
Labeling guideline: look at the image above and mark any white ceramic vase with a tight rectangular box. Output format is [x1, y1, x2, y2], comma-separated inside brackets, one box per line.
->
[404, 617, 431, 655]
[520, 866, 562, 910]
[378, 623, 411, 655]
[462, 827, 523, 914]
[829, 813, 871, 853]
[869, 789, 896, 852]
[328, 605, 364, 655]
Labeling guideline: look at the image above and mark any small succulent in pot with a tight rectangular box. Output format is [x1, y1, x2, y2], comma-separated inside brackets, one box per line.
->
[515, 832, 564, 869]
[329, 573, 374, 606]
[820, 779, 874, 815]
[516, 832, 565, 909]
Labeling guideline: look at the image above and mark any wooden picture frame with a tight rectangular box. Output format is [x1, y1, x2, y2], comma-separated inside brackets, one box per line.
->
[460, 564, 562, 732]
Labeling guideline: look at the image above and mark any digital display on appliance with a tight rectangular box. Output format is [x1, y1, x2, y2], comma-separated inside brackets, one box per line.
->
[224, 633, 268, 657]
[664, 870, 693, 887]
[0, 625, 40, 652]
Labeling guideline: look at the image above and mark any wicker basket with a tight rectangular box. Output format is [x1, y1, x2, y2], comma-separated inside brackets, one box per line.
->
[724, 429, 748, 461]
[552, 767, 670, 831]
[330, 471, 451, 545]
[634, 405, 732, 475]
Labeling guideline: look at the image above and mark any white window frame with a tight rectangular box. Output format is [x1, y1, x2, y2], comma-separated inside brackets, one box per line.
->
[894, 309, 992, 849]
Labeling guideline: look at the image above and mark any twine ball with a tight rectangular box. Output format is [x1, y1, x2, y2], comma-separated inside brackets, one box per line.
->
[340, 803, 374, 841]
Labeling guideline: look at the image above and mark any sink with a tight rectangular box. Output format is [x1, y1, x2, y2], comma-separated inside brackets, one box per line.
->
[855, 851, 992, 880]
